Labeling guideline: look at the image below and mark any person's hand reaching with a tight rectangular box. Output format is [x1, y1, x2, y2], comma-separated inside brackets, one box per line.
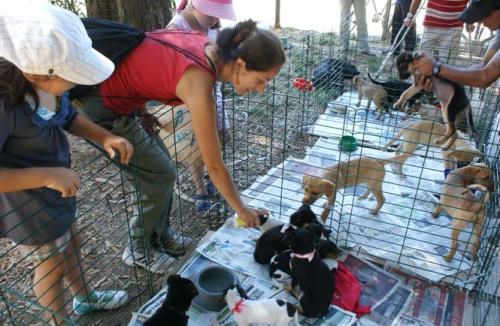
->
[236, 206, 269, 227]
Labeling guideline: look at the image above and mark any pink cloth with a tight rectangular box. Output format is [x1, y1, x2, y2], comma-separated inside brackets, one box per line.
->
[331, 262, 371, 318]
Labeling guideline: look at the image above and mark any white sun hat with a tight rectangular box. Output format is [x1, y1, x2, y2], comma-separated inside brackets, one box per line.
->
[0, 0, 114, 85]
[191, 0, 237, 21]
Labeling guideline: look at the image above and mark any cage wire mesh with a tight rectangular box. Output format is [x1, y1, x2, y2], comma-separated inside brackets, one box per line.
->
[1, 0, 500, 325]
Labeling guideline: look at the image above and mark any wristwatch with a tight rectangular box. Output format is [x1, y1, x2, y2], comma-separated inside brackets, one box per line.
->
[432, 59, 442, 76]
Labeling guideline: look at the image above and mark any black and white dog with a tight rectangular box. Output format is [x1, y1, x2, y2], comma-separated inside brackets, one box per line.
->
[144, 274, 198, 326]
[394, 52, 472, 149]
[224, 284, 299, 326]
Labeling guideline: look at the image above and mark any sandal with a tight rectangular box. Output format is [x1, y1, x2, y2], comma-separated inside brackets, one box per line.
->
[194, 194, 210, 213]
[204, 175, 217, 196]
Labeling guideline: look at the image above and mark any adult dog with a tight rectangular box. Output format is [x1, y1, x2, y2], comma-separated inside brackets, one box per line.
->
[302, 154, 413, 222]
[393, 52, 471, 149]
[384, 120, 482, 175]
[432, 164, 492, 261]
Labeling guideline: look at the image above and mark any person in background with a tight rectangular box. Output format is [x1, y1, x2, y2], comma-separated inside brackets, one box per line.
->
[413, 0, 500, 88]
[167, 0, 236, 213]
[339, 0, 376, 56]
[385, 0, 417, 56]
[0, 2, 133, 324]
[404, 0, 472, 64]
[76, 20, 285, 274]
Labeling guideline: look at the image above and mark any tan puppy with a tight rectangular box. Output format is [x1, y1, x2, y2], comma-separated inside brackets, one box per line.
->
[150, 104, 207, 199]
[385, 120, 482, 175]
[302, 154, 413, 222]
[352, 75, 388, 117]
[431, 164, 492, 261]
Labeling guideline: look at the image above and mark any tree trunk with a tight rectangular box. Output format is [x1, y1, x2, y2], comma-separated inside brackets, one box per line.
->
[85, 0, 174, 31]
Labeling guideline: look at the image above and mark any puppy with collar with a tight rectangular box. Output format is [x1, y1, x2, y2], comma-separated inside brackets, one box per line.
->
[352, 75, 389, 117]
[144, 274, 198, 326]
[393, 52, 472, 149]
[432, 164, 492, 261]
[284, 227, 334, 318]
[224, 284, 299, 326]
[384, 120, 482, 175]
[254, 204, 330, 264]
[302, 154, 413, 222]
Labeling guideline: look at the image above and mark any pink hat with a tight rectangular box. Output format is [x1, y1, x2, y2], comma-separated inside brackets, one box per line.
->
[191, 0, 236, 20]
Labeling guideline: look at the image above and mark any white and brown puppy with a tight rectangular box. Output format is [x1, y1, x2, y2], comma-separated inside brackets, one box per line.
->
[224, 285, 299, 326]
[352, 75, 388, 117]
[394, 52, 472, 149]
[432, 164, 492, 261]
[384, 120, 482, 175]
[302, 154, 413, 222]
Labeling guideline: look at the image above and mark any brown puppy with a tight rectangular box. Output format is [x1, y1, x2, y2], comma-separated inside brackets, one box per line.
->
[431, 164, 492, 261]
[393, 52, 472, 149]
[385, 120, 482, 175]
[352, 75, 388, 118]
[302, 154, 413, 222]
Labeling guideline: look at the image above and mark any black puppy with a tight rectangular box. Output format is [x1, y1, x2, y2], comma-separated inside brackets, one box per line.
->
[254, 204, 330, 264]
[394, 52, 472, 149]
[144, 274, 198, 326]
[312, 58, 360, 93]
[284, 228, 334, 318]
[367, 73, 425, 107]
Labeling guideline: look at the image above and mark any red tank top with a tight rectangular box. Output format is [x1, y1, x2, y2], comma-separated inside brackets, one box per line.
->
[99, 30, 215, 114]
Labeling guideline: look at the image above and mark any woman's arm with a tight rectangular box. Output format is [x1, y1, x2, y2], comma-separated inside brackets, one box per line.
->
[176, 67, 266, 226]
[66, 113, 133, 164]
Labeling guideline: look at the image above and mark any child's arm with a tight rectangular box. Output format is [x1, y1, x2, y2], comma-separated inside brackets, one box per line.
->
[0, 167, 79, 197]
[66, 113, 133, 164]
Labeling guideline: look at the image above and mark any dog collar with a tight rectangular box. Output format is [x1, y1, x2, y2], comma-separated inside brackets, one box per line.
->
[231, 299, 245, 314]
[291, 249, 316, 262]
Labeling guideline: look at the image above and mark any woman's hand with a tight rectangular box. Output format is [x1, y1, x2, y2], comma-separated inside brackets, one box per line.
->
[44, 167, 80, 198]
[102, 135, 133, 164]
[236, 206, 269, 227]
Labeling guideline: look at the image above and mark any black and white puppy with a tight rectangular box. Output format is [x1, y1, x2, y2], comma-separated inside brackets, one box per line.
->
[224, 284, 299, 326]
[312, 58, 360, 93]
[394, 52, 472, 149]
[144, 274, 198, 326]
[284, 228, 334, 318]
[254, 204, 330, 265]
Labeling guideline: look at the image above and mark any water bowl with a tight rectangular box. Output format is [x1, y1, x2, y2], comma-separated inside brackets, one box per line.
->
[192, 265, 239, 311]
[339, 135, 358, 152]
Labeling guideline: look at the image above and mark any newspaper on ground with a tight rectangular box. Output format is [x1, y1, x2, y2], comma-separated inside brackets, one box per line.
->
[239, 135, 477, 284]
[384, 263, 467, 326]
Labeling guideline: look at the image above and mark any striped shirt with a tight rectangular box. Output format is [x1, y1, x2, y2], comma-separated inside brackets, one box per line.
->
[424, 0, 468, 28]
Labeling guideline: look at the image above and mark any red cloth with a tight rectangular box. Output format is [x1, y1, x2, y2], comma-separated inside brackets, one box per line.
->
[423, 0, 468, 28]
[99, 30, 215, 115]
[331, 262, 371, 318]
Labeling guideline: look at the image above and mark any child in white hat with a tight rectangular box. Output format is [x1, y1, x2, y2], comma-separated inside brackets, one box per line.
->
[0, 1, 133, 324]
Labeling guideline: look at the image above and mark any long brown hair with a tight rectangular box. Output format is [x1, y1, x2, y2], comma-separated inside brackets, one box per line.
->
[0, 58, 38, 116]
[216, 20, 286, 72]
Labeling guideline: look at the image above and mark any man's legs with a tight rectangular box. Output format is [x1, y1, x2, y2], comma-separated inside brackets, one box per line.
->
[339, 0, 355, 52]
[353, 0, 370, 52]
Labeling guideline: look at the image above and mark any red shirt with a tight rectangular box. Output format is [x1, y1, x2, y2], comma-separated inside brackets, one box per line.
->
[99, 31, 215, 115]
[424, 0, 468, 28]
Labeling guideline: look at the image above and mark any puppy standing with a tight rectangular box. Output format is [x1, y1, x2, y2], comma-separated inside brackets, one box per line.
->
[284, 228, 334, 318]
[224, 285, 299, 326]
[432, 164, 492, 261]
[145, 274, 198, 326]
[384, 120, 482, 175]
[352, 75, 388, 117]
[302, 154, 413, 222]
[393, 52, 472, 149]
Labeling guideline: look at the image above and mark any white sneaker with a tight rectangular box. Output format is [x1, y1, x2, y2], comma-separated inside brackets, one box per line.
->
[121, 247, 177, 274]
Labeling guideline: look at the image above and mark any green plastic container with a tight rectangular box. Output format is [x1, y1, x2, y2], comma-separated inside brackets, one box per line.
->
[339, 135, 358, 152]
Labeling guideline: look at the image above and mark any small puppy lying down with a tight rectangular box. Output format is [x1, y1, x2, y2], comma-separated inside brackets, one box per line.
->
[284, 228, 334, 318]
[144, 274, 198, 326]
[394, 52, 472, 149]
[432, 163, 492, 261]
[302, 154, 413, 222]
[224, 284, 299, 326]
[384, 120, 482, 175]
[253, 204, 330, 264]
[352, 75, 388, 117]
